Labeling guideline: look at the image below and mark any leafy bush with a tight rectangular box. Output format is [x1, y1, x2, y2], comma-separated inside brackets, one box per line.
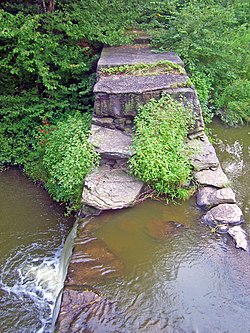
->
[145, 0, 250, 125]
[129, 95, 193, 200]
[42, 113, 100, 210]
[216, 79, 250, 126]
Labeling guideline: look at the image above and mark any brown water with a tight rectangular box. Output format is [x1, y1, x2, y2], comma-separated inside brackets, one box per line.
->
[74, 122, 250, 333]
[0, 168, 73, 333]
[0, 122, 249, 333]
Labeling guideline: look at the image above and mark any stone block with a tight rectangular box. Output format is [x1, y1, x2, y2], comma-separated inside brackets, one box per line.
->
[201, 203, 244, 227]
[194, 165, 229, 188]
[82, 165, 144, 210]
[89, 125, 133, 160]
[196, 186, 236, 210]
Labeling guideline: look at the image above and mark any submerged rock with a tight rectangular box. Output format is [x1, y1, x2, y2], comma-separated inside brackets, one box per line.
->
[196, 186, 236, 210]
[228, 226, 249, 251]
[82, 165, 144, 210]
[65, 236, 123, 286]
[55, 287, 101, 333]
[145, 219, 187, 240]
[194, 165, 229, 188]
[201, 203, 244, 227]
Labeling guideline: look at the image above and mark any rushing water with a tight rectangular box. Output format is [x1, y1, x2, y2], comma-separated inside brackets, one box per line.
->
[0, 168, 73, 333]
[70, 122, 250, 333]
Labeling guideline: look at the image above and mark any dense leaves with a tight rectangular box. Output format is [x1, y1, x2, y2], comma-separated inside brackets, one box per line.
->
[129, 95, 194, 200]
[0, 0, 143, 208]
[42, 113, 100, 210]
[143, 0, 250, 125]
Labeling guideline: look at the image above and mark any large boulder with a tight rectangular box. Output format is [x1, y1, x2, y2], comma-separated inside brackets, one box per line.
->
[194, 165, 229, 188]
[201, 203, 244, 227]
[82, 165, 144, 210]
[196, 186, 236, 210]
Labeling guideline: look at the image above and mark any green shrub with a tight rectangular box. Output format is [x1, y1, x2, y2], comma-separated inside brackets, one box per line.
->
[216, 79, 250, 126]
[129, 95, 193, 200]
[42, 113, 100, 210]
[145, 0, 250, 125]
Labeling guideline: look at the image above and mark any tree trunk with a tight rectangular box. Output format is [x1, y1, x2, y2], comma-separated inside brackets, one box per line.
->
[48, 0, 55, 13]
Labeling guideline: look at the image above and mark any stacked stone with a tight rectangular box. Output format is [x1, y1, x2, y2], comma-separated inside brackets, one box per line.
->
[187, 133, 248, 251]
[81, 44, 205, 212]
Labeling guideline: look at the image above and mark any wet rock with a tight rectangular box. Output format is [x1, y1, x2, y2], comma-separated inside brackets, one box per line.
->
[82, 165, 144, 210]
[201, 204, 244, 227]
[228, 225, 249, 251]
[55, 287, 101, 333]
[196, 186, 236, 210]
[187, 135, 219, 171]
[194, 165, 229, 188]
[145, 219, 187, 240]
[89, 125, 133, 160]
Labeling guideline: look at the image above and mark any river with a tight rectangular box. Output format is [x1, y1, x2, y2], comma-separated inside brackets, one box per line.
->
[0, 168, 73, 333]
[0, 122, 249, 332]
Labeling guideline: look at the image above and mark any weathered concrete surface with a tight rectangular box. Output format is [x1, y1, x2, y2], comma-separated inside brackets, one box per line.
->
[89, 125, 133, 160]
[97, 45, 184, 69]
[94, 74, 188, 95]
[187, 135, 219, 171]
[201, 203, 244, 227]
[82, 165, 144, 210]
[194, 165, 229, 188]
[196, 186, 236, 210]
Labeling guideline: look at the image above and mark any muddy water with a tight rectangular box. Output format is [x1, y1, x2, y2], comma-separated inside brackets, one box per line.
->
[76, 122, 250, 333]
[0, 168, 73, 333]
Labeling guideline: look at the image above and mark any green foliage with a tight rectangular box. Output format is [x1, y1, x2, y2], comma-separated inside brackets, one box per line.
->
[99, 60, 185, 76]
[129, 95, 194, 200]
[216, 79, 250, 126]
[0, 0, 144, 209]
[42, 113, 100, 210]
[145, 0, 250, 125]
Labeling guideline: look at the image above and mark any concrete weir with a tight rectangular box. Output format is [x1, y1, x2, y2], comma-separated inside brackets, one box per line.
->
[55, 42, 248, 332]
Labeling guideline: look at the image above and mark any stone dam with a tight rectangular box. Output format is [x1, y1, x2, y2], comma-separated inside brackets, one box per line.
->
[55, 42, 248, 332]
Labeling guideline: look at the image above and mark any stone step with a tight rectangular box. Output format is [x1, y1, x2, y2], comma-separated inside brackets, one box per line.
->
[97, 45, 184, 70]
[89, 125, 133, 160]
[82, 165, 144, 210]
[94, 75, 194, 118]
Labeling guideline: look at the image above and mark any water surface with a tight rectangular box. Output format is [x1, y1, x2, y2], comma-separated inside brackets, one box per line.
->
[77, 122, 250, 333]
[0, 168, 73, 333]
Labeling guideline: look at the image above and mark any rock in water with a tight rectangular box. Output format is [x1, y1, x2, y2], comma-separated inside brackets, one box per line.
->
[187, 134, 219, 171]
[194, 166, 229, 188]
[201, 203, 244, 227]
[228, 226, 249, 251]
[196, 186, 236, 210]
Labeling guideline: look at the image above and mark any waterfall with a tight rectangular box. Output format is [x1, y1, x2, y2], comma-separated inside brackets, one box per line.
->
[51, 221, 78, 331]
